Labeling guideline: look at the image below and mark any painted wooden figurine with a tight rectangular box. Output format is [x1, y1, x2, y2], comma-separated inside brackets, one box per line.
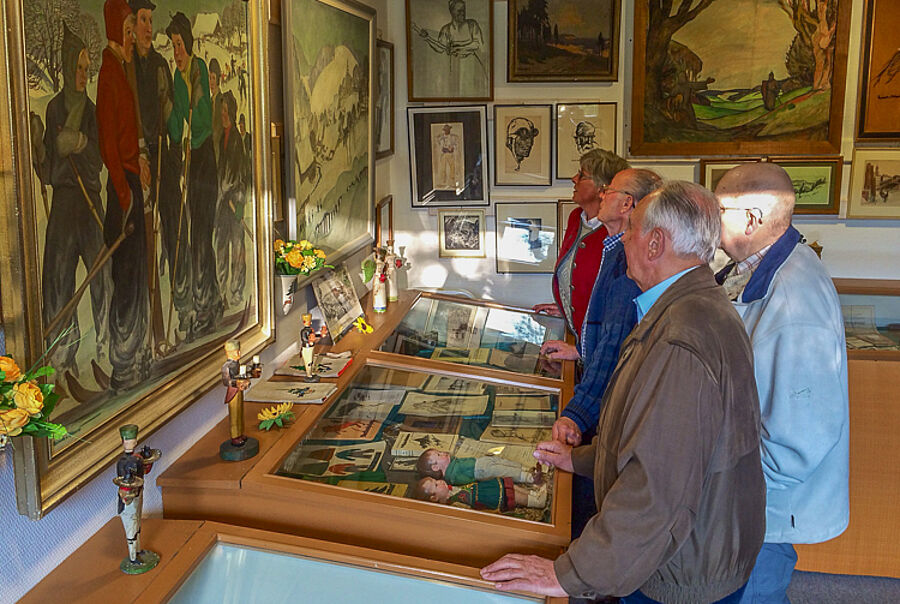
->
[299, 313, 328, 382]
[220, 339, 262, 461]
[113, 424, 161, 574]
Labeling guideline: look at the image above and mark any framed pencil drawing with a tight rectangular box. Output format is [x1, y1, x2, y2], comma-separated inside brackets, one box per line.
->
[495, 202, 558, 274]
[847, 148, 900, 219]
[770, 156, 842, 215]
[375, 39, 395, 158]
[508, 0, 621, 82]
[631, 1, 851, 156]
[437, 209, 486, 258]
[856, 0, 900, 140]
[556, 103, 616, 180]
[283, 0, 375, 267]
[1, 0, 274, 518]
[493, 104, 552, 187]
[406, 0, 493, 101]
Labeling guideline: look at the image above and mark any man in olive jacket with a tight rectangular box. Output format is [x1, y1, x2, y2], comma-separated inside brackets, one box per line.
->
[482, 181, 765, 604]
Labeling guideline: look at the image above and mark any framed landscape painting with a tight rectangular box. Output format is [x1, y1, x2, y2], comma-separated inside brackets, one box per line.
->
[493, 104, 552, 186]
[856, 0, 900, 140]
[283, 0, 375, 267]
[847, 148, 900, 219]
[631, 1, 851, 156]
[770, 156, 842, 215]
[1, 0, 273, 517]
[508, 0, 621, 82]
[556, 103, 616, 180]
[495, 202, 558, 274]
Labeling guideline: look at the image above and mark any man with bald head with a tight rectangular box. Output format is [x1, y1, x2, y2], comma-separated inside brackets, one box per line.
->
[715, 163, 849, 603]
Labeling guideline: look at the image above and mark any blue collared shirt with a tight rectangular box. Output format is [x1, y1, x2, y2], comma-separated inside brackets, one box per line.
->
[634, 266, 699, 323]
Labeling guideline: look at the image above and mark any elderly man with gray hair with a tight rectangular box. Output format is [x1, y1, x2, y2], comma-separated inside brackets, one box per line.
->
[483, 181, 765, 604]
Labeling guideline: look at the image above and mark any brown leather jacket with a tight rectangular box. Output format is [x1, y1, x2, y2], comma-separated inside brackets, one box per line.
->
[554, 266, 765, 604]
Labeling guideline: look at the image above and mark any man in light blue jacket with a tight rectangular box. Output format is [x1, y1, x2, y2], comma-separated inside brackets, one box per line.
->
[714, 162, 849, 603]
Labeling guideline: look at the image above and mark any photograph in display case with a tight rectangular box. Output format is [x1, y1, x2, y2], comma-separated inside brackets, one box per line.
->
[398, 391, 490, 417]
[493, 105, 552, 186]
[375, 39, 395, 158]
[847, 148, 900, 219]
[438, 209, 486, 258]
[311, 264, 365, 340]
[556, 103, 616, 180]
[856, 0, 900, 140]
[495, 202, 558, 274]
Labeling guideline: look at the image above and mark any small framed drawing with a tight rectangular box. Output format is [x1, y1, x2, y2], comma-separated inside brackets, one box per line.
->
[769, 157, 842, 215]
[375, 195, 393, 247]
[847, 148, 900, 219]
[408, 105, 490, 207]
[856, 1, 900, 140]
[376, 40, 395, 158]
[556, 200, 578, 253]
[699, 159, 761, 191]
[493, 104, 552, 186]
[406, 0, 494, 101]
[495, 202, 559, 274]
[311, 264, 365, 340]
[438, 209, 486, 258]
[556, 103, 616, 180]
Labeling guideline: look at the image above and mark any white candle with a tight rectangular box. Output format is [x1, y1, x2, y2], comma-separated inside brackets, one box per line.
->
[239, 364, 247, 375]
[252, 355, 260, 366]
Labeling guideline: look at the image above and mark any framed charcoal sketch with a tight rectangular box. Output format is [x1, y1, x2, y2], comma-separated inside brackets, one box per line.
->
[1, 0, 274, 517]
[437, 209, 486, 258]
[495, 202, 558, 274]
[406, 0, 493, 101]
[847, 148, 900, 219]
[508, 0, 621, 82]
[375, 39, 395, 158]
[408, 105, 489, 207]
[631, 0, 851, 156]
[493, 104, 552, 187]
[856, 0, 900, 140]
[556, 103, 616, 180]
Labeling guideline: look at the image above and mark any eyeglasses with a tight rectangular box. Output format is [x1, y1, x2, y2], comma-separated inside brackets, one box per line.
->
[599, 184, 632, 198]
[720, 206, 764, 223]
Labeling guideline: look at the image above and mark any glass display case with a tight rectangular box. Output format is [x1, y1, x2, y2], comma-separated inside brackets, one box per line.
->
[834, 279, 900, 356]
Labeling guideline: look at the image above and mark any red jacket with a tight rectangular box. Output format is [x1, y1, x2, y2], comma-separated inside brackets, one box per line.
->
[97, 47, 140, 210]
[552, 208, 609, 340]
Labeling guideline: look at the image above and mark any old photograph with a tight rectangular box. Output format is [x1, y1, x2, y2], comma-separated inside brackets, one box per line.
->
[421, 374, 486, 395]
[848, 148, 900, 219]
[398, 392, 490, 417]
[495, 202, 558, 273]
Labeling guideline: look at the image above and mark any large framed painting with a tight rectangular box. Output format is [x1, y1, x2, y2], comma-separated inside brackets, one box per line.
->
[847, 148, 900, 220]
[375, 39, 395, 158]
[1, 0, 273, 517]
[493, 104, 552, 187]
[631, 1, 852, 156]
[495, 202, 558, 274]
[770, 156, 842, 215]
[283, 0, 375, 269]
[856, 0, 900, 140]
[556, 103, 616, 180]
[407, 105, 489, 207]
[508, 0, 621, 82]
[406, 0, 493, 102]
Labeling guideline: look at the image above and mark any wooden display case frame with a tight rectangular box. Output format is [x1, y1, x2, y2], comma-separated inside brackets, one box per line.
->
[159, 291, 575, 569]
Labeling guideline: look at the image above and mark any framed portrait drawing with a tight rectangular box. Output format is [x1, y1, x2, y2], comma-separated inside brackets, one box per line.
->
[406, 0, 493, 101]
[312, 264, 365, 340]
[1, 0, 274, 517]
[770, 157, 842, 215]
[847, 148, 900, 219]
[493, 104, 552, 187]
[556, 103, 616, 180]
[856, 0, 900, 140]
[495, 202, 559, 274]
[375, 39, 395, 158]
[508, 0, 621, 82]
[631, 1, 851, 156]
[699, 159, 760, 191]
[408, 105, 489, 207]
[283, 0, 375, 270]
[375, 195, 393, 247]
[556, 200, 577, 252]
[437, 209, 486, 258]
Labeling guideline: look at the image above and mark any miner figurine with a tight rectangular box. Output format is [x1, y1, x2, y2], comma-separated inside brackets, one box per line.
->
[219, 339, 262, 461]
[113, 424, 161, 574]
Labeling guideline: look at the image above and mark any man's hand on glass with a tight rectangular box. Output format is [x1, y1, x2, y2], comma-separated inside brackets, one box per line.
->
[551, 417, 582, 446]
[540, 340, 580, 361]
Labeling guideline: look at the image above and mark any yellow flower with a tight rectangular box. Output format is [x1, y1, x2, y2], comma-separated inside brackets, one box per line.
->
[299, 240, 313, 251]
[285, 249, 304, 269]
[274, 239, 285, 254]
[301, 255, 318, 271]
[0, 407, 30, 437]
[13, 381, 44, 416]
[314, 249, 326, 259]
[0, 356, 22, 382]
[258, 402, 293, 422]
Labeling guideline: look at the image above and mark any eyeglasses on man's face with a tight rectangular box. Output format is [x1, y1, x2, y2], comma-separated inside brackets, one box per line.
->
[719, 206, 764, 223]
[600, 184, 632, 198]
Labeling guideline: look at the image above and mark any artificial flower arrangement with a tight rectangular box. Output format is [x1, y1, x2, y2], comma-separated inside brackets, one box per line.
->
[274, 239, 333, 276]
[0, 355, 68, 445]
[257, 402, 295, 431]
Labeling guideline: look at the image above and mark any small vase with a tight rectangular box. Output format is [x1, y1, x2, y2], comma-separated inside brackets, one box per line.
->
[277, 273, 297, 315]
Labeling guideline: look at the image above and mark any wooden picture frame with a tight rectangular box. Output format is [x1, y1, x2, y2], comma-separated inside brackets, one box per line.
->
[698, 159, 762, 191]
[438, 209, 486, 258]
[1, 0, 274, 518]
[282, 0, 376, 269]
[375, 39, 395, 158]
[556, 103, 616, 180]
[507, 0, 621, 82]
[847, 148, 900, 219]
[631, 1, 852, 156]
[556, 200, 577, 253]
[856, 0, 900, 141]
[770, 156, 843, 215]
[408, 105, 490, 207]
[494, 202, 559, 274]
[406, 0, 493, 102]
[375, 194, 393, 247]
[493, 104, 552, 187]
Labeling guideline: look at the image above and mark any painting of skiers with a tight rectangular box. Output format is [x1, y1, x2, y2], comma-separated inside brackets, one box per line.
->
[848, 149, 900, 219]
[22, 0, 260, 445]
[555, 103, 616, 180]
[284, 0, 374, 265]
[631, 0, 851, 156]
[857, 0, 900, 139]
[493, 104, 551, 186]
[407, 0, 493, 101]
[508, 0, 621, 82]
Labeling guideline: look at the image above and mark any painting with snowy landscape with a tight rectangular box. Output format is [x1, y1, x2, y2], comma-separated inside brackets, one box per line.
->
[284, 0, 375, 261]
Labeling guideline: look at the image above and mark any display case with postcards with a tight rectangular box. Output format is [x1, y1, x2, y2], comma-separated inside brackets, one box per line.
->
[833, 278, 900, 359]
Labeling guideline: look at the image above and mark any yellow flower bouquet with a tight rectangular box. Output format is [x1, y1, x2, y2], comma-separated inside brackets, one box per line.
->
[0, 355, 67, 441]
[274, 239, 333, 277]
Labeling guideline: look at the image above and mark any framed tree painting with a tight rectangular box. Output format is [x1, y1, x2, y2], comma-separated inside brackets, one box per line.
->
[1, 0, 274, 517]
[508, 0, 621, 82]
[847, 148, 900, 219]
[495, 202, 558, 274]
[631, 1, 851, 156]
[408, 105, 489, 207]
[493, 104, 552, 186]
[856, 0, 900, 140]
[770, 156, 842, 215]
[437, 209, 486, 258]
[556, 103, 616, 180]
[283, 0, 375, 269]
[406, 0, 493, 101]
[375, 39, 395, 158]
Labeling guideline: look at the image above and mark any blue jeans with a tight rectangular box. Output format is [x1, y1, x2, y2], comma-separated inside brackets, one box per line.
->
[621, 583, 747, 604]
[738, 543, 797, 603]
